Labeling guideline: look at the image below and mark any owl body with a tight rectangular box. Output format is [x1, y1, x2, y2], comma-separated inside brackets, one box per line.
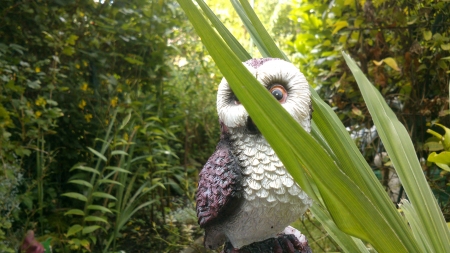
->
[197, 58, 313, 250]
[222, 130, 311, 248]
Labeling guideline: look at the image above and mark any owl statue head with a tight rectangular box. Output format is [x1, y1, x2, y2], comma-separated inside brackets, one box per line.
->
[217, 58, 312, 135]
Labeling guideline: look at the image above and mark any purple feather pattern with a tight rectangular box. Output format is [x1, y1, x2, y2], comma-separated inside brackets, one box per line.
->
[196, 136, 243, 227]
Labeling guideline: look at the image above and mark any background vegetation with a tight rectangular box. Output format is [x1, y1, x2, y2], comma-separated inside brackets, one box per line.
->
[0, 0, 449, 252]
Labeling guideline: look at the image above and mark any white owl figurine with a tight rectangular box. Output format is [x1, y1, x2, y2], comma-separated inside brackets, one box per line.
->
[196, 58, 313, 253]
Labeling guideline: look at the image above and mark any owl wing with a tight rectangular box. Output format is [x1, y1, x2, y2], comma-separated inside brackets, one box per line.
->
[196, 138, 243, 227]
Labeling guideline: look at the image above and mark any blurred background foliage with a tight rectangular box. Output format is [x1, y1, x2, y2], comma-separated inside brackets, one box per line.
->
[0, 0, 449, 252]
[280, 0, 450, 222]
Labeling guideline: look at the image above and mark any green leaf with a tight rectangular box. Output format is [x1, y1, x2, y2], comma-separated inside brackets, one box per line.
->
[105, 166, 131, 174]
[41, 237, 52, 253]
[98, 179, 123, 186]
[69, 179, 93, 189]
[92, 192, 117, 200]
[64, 209, 85, 216]
[62, 46, 75, 56]
[427, 129, 443, 140]
[441, 44, 450, 51]
[231, 0, 285, 59]
[423, 141, 444, 152]
[117, 200, 155, 231]
[84, 216, 109, 224]
[373, 58, 401, 71]
[423, 30, 432, 41]
[119, 112, 131, 129]
[66, 34, 79, 45]
[383, 57, 401, 71]
[80, 239, 90, 249]
[332, 21, 348, 35]
[124, 56, 144, 65]
[14, 147, 31, 157]
[70, 165, 100, 175]
[311, 204, 371, 253]
[194, 0, 250, 61]
[436, 163, 450, 172]
[27, 80, 41, 89]
[82, 225, 101, 234]
[87, 205, 112, 213]
[230, 0, 269, 58]
[354, 17, 364, 28]
[166, 178, 183, 195]
[87, 147, 107, 162]
[111, 150, 128, 156]
[400, 200, 433, 252]
[434, 123, 450, 150]
[66, 224, 83, 237]
[61, 192, 87, 202]
[428, 152, 450, 164]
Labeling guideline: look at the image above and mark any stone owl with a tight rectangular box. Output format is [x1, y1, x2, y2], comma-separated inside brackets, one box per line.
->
[196, 58, 313, 252]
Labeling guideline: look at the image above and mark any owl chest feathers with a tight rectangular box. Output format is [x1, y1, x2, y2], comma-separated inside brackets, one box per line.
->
[222, 130, 312, 248]
[231, 132, 310, 206]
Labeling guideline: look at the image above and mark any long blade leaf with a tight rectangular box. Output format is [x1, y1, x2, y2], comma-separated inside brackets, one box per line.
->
[343, 51, 450, 252]
[310, 205, 371, 253]
[195, 0, 251, 61]
[400, 200, 433, 253]
[233, 0, 286, 59]
[230, 0, 271, 57]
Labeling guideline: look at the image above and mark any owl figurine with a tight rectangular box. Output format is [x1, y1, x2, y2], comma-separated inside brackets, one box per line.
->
[196, 58, 313, 252]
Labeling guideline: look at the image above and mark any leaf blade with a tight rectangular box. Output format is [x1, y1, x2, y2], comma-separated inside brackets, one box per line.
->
[343, 51, 450, 252]
[61, 192, 87, 202]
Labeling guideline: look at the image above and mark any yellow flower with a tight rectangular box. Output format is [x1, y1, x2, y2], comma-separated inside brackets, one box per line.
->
[35, 111, 42, 118]
[117, 87, 122, 93]
[123, 132, 129, 141]
[35, 67, 40, 73]
[110, 97, 118, 108]
[35, 97, 46, 107]
[78, 99, 86, 109]
[84, 113, 92, 122]
[75, 64, 80, 69]
[81, 83, 88, 91]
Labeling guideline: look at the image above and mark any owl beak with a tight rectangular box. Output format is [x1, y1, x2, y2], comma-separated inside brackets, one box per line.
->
[246, 117, 260, 135]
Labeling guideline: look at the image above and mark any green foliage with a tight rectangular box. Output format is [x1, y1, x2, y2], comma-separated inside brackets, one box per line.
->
[177, 0, 450, 252]
[0, 164, 20, 253]
[427, 123, 450, 171]
[1, 0, 218, 251]
[284, 0, 449, 152]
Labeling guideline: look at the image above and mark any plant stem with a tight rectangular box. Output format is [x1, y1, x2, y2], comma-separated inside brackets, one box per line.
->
[37, 130, 44, 234]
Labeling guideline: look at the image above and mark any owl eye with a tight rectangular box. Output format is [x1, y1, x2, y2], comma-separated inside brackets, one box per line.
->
[269, 85, 287, 103]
